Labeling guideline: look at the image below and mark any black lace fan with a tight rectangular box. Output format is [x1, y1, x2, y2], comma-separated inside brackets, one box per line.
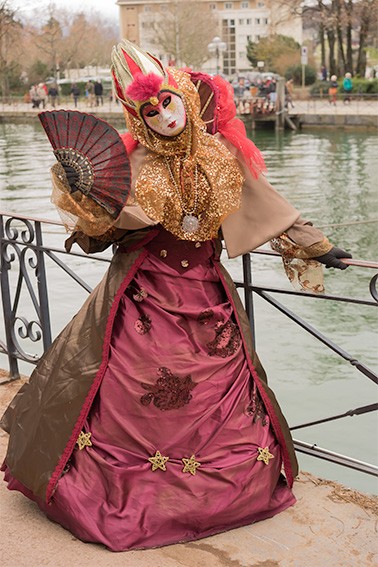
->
[38, 110, 131, 218]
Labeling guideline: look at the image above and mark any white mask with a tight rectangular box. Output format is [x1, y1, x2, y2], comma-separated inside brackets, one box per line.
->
[141, 91, 187, 137]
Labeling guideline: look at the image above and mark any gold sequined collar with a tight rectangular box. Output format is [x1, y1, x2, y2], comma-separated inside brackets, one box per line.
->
[129, 69, 244, 241]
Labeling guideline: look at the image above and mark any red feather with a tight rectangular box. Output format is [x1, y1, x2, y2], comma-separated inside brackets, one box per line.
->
[126, 72, 163, 102]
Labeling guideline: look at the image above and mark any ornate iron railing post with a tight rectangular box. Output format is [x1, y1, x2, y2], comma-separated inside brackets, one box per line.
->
[242, 253, 255, 350]
[0, 214, 52, 381]
[0, 215, 20, 378]
[34, 220, 52, 351]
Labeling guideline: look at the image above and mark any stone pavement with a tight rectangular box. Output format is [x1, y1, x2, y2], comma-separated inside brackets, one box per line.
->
[0, 376, 377, 567]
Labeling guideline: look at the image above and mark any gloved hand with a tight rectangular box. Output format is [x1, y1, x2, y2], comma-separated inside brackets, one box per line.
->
[314, 247, 352, 270]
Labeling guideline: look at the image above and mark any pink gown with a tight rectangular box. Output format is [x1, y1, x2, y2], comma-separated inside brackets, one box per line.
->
[5, 234, 295, 551]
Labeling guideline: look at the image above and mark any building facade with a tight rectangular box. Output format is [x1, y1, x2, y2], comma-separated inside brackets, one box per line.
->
[116, 0, 302, 76]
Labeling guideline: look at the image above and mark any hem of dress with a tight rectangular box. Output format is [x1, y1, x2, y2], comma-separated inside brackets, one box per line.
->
[48, 493, 297, 552]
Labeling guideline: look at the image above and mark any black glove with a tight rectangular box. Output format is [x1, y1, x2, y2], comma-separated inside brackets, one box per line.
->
[314, 247, 352, 270]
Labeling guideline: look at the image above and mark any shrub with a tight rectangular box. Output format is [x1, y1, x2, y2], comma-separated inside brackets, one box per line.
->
[285, 64, 317, 85]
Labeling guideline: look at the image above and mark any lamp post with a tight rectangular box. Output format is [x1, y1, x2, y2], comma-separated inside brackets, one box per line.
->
[207, 36, 227, 75]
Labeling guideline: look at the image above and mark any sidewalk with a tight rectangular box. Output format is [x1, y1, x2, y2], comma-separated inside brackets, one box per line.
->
[0, 376, 377, 567]
[1, 98, 378, 117]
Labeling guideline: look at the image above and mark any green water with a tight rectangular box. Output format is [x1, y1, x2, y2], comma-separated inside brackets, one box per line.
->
[0, 121, 377, 494]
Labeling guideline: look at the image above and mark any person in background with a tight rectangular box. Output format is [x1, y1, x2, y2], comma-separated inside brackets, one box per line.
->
[285, 78, 295, 109]
[94, 80, 104, 106]
[321, 65, 327, 81]
[37, 83, 48, 109]
[342, 72, 353, 104]
[233, 77, 249, 114]
[29, 85, 40, 108]
[328, 75, 338, 105]
[48, 84, 59, 108]
[85, 80, 95, 107]
[267, 78, 277, 108]
[70, 83, 80, 108]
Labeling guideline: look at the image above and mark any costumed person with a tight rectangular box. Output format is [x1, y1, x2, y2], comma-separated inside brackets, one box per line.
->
[1, 40, 352, 552]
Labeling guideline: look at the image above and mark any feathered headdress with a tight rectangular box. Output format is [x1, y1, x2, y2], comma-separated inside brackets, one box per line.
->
[111, 39, 181, 117]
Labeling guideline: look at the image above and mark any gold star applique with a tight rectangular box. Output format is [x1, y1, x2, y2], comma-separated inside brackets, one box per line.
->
[76, 431, 92, 450]
[257, 446, 274, 465]
[182, 454, 201, 475]
[148, 450, 169, 472]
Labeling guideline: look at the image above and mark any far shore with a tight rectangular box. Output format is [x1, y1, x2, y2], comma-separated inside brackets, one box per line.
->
[1, 98, 378, 129]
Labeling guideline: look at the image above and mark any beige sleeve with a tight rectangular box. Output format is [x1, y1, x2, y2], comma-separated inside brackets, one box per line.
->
[285, 217, 328, 248]
[218, 134, 300, 258]
[218, 134, 332, 258]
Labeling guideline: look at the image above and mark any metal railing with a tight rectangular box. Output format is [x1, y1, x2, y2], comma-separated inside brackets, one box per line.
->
[1, 211, 377, 478]
[234, 92, 378, 118]
[2, 93, 378, 118]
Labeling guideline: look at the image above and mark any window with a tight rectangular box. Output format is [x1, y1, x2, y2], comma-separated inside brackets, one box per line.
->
[144, 6, 151, 11]
[239, 19, 244, 25]
[257, 1, 264, 6]
[247, 34, 251, 41]
[246, 18, 251, 25]
[210, 3, 216, 8]
[225, 2, 233, 8]
[263, 18, 268, 24]
[241, 1, 249, 7]
[255, 18, 260, 24]
[230, 19, 235, 25]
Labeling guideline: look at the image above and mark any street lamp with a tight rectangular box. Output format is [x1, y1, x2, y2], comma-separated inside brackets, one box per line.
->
[207, 36, 227, 75]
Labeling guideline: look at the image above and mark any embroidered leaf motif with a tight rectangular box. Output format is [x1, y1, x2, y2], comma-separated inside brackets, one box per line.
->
[140, 367, 197, 411]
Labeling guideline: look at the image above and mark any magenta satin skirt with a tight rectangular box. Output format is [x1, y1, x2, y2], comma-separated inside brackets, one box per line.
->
[5, 247, 295, 551]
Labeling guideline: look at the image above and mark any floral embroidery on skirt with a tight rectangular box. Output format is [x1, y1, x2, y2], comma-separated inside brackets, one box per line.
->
[207, 320, 241, 358]
[134, 314, 152, 335]
[140, 367, 197, 410]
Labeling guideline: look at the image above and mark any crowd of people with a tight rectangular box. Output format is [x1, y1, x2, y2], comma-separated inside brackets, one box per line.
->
[232, 75, 295, 115]
[26, 79, 106, 110]
[26, 69, 357, 114]
[232, 69, 356, 113]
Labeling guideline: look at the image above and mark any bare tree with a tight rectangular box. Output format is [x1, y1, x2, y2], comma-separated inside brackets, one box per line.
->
[265, 0, 303, 33]
[27, 5, 118, 81]
[32, 4, 64, 80]
[300, 0, 378, 77]
[0, 1, 23, 97]
[355, 0, 378, 76]
[149, 1, 217, 68]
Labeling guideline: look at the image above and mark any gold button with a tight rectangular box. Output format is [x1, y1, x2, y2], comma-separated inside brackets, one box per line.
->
[181, 260, 189, 268]
[195, 242, 201, 248]
[160, 249, 168, 258]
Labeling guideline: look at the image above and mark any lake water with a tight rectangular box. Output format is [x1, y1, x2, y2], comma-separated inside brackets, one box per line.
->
[0, 119, 377, 495]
